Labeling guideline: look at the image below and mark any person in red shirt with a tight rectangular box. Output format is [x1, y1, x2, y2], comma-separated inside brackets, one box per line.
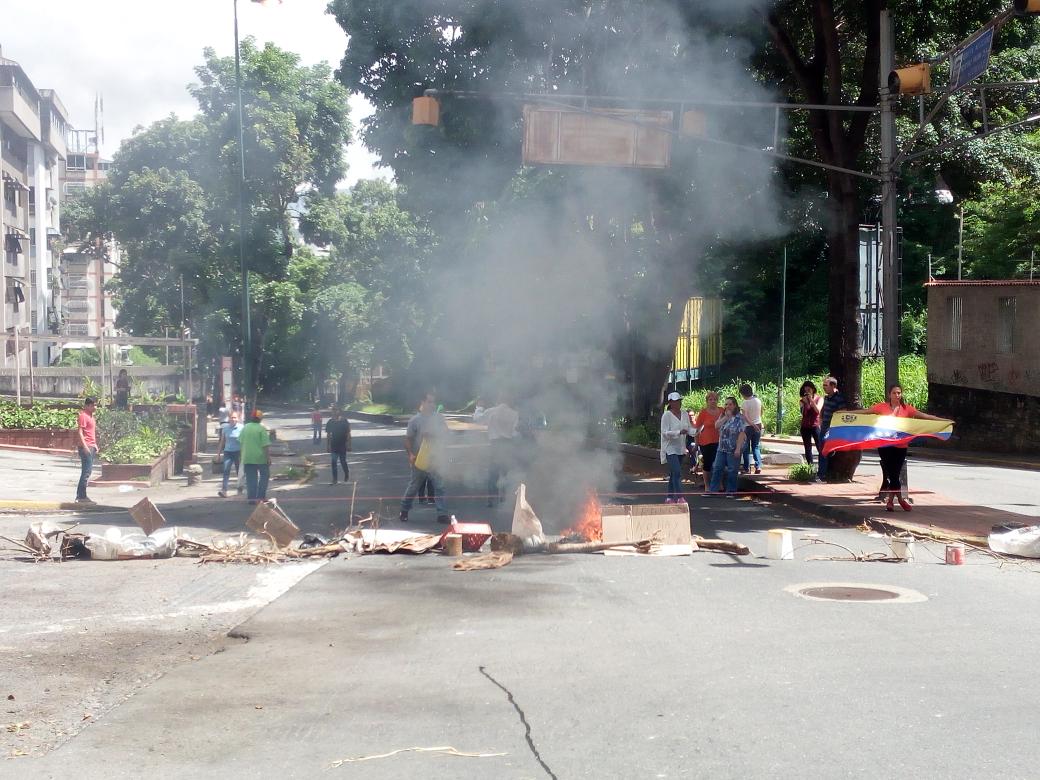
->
[311, 403, 323, 444]
[691, 391, 723, 492]
[851, 384, 949, 512]
[76, 397, 98, 504]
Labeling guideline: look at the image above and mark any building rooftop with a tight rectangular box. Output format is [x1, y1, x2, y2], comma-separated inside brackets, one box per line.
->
[925, 279, 1040, 287]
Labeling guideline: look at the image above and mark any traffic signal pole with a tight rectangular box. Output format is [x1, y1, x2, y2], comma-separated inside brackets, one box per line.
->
[879, 9, 900, 391]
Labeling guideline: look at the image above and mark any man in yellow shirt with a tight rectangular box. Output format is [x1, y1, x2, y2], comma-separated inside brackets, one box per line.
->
[238, 410, 272, 503]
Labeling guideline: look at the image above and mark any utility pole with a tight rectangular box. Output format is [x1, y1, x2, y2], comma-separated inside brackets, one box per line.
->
[777, 245, 787, 435]
[879, 8, 900, 390]
[1031, 249, 1035, 280]
[233, 0, 252, 408]
[957, 208, 965, 279]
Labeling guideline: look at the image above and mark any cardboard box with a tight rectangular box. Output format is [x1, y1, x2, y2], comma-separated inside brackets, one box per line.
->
[600, 504, 691, 546]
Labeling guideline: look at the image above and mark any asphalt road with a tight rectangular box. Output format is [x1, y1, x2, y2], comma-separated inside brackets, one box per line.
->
[9, 410, 1040, 778]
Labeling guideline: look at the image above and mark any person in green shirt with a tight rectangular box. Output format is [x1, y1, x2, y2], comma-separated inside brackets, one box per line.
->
[238, 410, 272, 502]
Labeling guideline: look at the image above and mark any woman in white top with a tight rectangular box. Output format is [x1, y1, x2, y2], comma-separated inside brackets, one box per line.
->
[660, 391, 692, 504]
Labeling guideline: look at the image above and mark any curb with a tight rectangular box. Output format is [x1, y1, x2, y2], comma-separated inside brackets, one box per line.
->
[0, 499, 125, 512]
[0, 443, 76, 457]
[737, 475, 989, 545]
[345, 411, 402, 425]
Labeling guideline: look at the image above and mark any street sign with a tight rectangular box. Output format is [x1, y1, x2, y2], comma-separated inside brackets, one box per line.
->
[949, 26, 994, 92]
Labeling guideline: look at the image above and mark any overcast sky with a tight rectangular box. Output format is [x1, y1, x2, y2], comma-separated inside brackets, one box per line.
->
[3, 0, 385, 186]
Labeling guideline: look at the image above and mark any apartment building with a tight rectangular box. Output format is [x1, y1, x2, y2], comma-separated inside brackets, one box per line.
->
[1, 55, 69, 367]
[61, 128, 119, 340]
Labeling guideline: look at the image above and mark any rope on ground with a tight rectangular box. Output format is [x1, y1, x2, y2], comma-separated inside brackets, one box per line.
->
[328, 745, 508, 767]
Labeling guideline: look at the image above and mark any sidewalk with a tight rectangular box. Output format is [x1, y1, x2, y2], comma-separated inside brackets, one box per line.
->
[761, 434, 1040, 471]
[739, 467, 1026, 544]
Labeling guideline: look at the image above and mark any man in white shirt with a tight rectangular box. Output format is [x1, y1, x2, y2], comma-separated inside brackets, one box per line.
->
[739, 383, 763, 474]
[473, 393, 520, 507]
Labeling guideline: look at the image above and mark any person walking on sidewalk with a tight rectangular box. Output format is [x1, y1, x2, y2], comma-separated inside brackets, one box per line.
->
[660, 391, 692, 504]
[400, 392, 450, 523]
[692, 392, 722, 492]
[709, 397, 747, 497]
[325, 407, 352, 485]
[75, 397, 98, 504]
[849, 384, 950, 512]
[738, 384, 763, 474]
[473, 393, 519, 507]
[217, 410, 244, 497]
[311, 404, 323, 444]
[818, 376, 847, 481]
[239, 410, 272, 503]
[798, 381, 824, 466]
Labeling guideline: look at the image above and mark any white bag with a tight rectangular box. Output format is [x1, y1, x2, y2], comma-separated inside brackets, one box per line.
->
[988, 525, 1040, 558]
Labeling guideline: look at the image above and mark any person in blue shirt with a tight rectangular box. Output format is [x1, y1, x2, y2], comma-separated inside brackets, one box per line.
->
[217, 410, 244, 497]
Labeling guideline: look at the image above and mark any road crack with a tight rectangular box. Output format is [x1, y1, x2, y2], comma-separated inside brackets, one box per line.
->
[479, 665, 557, 780]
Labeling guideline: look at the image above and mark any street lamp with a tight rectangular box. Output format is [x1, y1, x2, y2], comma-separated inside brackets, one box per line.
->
[233, 0, 252, 407]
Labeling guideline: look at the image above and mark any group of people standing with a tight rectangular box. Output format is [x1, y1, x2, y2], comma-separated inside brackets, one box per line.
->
[662, 376, 949, 510]
[660, 383, 765, 501]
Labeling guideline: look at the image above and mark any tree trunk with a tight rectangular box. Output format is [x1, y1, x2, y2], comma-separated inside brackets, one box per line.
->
[824, 172, 864, 482]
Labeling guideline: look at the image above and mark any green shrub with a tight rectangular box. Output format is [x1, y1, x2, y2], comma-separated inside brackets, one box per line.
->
[620, 420, 658, 448]
[0, 402, 78, 430]
[679, 355, 930, 435]
[101, 426, 176, 464]
[788, 462, 816, 482]
[96, 410, 183, 463]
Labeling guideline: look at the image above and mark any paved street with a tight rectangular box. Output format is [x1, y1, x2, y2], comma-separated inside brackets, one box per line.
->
[4, 410, 1040, 778]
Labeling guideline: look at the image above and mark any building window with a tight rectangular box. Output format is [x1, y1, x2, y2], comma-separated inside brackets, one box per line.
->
[946, 296, 962, 351]
[67, 154, 86, 170]
[997, 297, 1016, 354]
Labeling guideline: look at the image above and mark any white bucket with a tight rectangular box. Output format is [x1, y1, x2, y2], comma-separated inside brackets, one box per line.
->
[766, 529, 794, 560]
[890, 536, 915, 562]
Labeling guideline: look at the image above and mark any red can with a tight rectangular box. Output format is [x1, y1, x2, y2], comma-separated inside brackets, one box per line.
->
[945, 543, 965, 565]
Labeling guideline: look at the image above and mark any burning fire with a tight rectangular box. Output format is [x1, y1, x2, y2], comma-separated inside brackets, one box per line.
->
[561, 491, 602, 541]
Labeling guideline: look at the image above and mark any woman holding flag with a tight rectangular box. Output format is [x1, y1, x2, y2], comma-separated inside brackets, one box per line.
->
[848, 385, 952, 512]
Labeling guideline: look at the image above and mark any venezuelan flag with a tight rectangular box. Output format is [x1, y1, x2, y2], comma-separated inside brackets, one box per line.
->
[822, 413, 953, 456]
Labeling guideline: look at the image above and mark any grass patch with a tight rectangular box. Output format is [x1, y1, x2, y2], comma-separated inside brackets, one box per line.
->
[788, 462, 816, 482]
[345, 402, 404, 415]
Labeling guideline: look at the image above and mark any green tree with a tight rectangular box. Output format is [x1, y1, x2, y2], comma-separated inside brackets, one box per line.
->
[82, 42, 352, 398]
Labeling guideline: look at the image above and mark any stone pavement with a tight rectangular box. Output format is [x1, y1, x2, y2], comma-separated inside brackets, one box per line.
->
[739, 468, 1026, 544]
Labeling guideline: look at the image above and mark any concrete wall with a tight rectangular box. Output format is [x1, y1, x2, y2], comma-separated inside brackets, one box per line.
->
[927, 282, 1040, 397]
[0, 365, 185, 398]
[927, 383, 1040, 455]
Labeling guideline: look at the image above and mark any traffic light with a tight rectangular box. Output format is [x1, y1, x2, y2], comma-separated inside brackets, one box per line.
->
[889, 63, 931, 96]
[1015, 0, 1040, 14]
[411, 96, 440, 126]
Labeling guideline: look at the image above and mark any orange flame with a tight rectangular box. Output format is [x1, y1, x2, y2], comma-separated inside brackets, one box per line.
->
[561, 491, 602, 541]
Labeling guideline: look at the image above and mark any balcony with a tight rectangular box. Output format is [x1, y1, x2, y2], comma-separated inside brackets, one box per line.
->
[0, 85, 42, 140]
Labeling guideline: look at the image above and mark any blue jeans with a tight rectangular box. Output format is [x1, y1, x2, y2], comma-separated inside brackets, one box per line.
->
[666, 453, 683, 501]
[330, 451, 349, 482]
[401, 465, 446, 515]
[487, 440, 513, 504]
[77, 446, 96, 499]
[244, 463, 270, 501]
[222, 450, 240, 493]
[742, 425, 762, 471]
[312, 422, 322, 443]
[710, 449, 740, 494]
[818, 429, 831, 480]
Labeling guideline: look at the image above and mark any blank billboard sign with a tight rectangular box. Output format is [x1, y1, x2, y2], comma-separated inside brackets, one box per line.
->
[522, 105, 673, 169]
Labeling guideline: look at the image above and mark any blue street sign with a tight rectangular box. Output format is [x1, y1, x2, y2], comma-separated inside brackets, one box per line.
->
[949, 26, 994, 92]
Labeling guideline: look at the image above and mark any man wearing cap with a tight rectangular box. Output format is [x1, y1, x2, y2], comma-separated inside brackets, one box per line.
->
[239, 410, 272, 502]
[660, 391, 692, 504]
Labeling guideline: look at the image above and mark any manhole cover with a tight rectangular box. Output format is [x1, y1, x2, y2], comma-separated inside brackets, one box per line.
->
[785, 582, 928, 604]
[799, 586, 899, 602]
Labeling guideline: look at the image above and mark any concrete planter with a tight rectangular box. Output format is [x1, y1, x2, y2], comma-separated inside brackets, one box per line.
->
[99, 447, 176, 487]
[0, 428, 78, 450]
